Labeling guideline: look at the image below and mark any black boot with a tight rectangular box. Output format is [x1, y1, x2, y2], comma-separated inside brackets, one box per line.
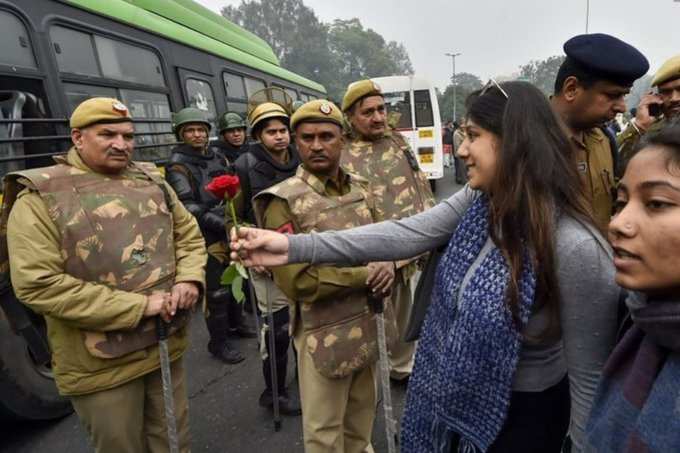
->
[226, 293, 257, 338]
[258, 388, 301, 416]
[205, 290, 245, 364]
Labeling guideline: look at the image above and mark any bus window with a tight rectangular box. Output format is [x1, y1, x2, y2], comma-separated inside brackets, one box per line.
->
[94, 36, 164, 87]
[384, 91, 412, 129]
[50, 26, 100, 77]
[63, 83, 117, 113]
[414, 90, 434, 127]
[245, 77, 265, 97]
[0, 11, 37, 70]
[185, 78, 217, 128]
[223, 72, 248, 114]
[284, 88, 298, 101]
[119, 89, 173, 162]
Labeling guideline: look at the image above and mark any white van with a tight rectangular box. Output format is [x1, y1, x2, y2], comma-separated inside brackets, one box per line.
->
[371, 75, 444, 189]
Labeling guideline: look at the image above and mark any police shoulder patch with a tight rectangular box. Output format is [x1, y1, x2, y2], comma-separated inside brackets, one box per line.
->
[275, 222, 295, 234]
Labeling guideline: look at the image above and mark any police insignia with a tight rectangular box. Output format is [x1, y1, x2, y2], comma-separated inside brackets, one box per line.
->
[319, 103, 332, 115]
[275, 222, 295, 234]
[577, 162, 588, 173]
[112, 101, 128, 113]
[372, 82, 381, 92]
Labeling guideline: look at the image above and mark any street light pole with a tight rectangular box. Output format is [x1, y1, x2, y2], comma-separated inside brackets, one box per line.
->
[585, 0, 590, 33]
[445, 52, 461, 122]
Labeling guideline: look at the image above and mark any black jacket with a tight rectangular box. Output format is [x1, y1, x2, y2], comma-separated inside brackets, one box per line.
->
[165, 143, 232, 244]
[233, 143, 300, 225]
[210, 139, 248, 165]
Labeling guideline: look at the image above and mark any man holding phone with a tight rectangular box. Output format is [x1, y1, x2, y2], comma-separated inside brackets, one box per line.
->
[619, 55, 680, 169]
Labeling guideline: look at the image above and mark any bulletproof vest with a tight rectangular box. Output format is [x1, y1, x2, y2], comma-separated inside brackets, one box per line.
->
[342, 131, 435, 222]
[239, 144, 300, 224]
[210, 139, 245, 164]
[342, 130, 435, 280]
[169, 144, 232, 210]
[0, 155, 187, 359]
[254, 166, 396, 379]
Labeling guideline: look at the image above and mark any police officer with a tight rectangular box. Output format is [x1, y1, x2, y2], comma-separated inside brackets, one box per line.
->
[550, 33, 649, 232]
[618, 55, 680, 167]
[212, 111, 249, 164]
[2, 98, 206, 453]
[166, 107, 255, 365]
[232, 102, 301, 415]
[253, 100, 396, 453]
[341, 80, 435, 381]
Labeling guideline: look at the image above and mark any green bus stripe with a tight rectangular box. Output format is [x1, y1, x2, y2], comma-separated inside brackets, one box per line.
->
[64, 0, 326, 93]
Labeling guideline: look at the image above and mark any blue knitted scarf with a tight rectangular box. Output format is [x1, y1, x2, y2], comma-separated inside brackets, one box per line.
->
[401, 195, 536, 452]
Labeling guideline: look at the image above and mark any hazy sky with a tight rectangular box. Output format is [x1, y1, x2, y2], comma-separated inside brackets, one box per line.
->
[196, 0, 679, 90]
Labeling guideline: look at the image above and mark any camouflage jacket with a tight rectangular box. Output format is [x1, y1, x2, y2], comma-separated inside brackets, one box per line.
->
[254, 166, 396, 379]
[617, 118, 667, 175]
[2, 148, 206, 395]
[342, 130, 435, 279]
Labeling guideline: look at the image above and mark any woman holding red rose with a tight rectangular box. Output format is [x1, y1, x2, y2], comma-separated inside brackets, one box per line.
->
[166, 107, 256, 365]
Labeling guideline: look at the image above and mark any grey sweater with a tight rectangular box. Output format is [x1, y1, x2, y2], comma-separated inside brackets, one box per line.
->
[288, 185, 620, 451]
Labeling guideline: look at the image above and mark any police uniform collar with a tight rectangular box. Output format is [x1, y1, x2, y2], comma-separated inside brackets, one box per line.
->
[297, 165, 350, 194]
[570, 127, 605, 149]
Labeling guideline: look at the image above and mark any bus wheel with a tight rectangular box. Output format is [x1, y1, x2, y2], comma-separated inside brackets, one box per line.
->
[429, 179, 437, 193]
[0, 317, 72, 421]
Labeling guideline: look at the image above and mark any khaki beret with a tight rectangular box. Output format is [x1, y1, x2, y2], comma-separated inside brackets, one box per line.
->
[70, 97, 132, 129]
[290, 100, 343, 130]
[341, 79, 383, 112]
[652, 55, 680, 87]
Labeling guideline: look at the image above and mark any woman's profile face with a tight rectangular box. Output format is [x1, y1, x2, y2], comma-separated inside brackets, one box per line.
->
[456, 119, 500, 192]
[609, 145, 680, 294]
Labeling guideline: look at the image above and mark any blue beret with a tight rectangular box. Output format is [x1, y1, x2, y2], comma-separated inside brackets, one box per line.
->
[563, 33, 649, 85]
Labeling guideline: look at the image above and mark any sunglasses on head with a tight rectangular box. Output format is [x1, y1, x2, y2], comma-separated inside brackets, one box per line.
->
[480, 78, 509, 99]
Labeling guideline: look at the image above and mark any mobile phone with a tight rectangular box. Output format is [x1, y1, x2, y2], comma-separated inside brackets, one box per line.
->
[648, 102, 662, 117]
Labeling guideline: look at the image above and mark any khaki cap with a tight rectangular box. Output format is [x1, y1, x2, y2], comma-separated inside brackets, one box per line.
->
[290, 100, 343, 130]
[652, 55, 680, 87]
[70, 97, 132, 129]
[248, 102, 289, 135]
[341, 79, 383, 112]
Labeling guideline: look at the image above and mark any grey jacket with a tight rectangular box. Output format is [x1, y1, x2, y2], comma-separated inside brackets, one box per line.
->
[288, 185, 620, 451]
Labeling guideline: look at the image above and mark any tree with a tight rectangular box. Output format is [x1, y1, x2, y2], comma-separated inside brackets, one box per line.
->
[222, 2, 414, 100]
[519, 55, 565, 95]
[436, 73, 483, 122]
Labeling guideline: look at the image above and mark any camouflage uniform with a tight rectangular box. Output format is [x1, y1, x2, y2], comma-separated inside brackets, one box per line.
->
[254, 166, 397, 453]
[342, 129, 435, 379]
[570, 128, 616, 233]
[617, 118, 667, 174]
[1, 148, 206, 453]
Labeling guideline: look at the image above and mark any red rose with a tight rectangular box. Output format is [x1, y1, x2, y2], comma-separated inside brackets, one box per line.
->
[205, 174, 241, 199]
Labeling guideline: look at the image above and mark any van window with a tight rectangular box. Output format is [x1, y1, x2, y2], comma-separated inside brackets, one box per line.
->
[414, 90, 434, 127]
[0, 11, 37, 70]
[50, 26, 100, 77]
[95, 36, 164, 87]
[384, 91, 412, 129]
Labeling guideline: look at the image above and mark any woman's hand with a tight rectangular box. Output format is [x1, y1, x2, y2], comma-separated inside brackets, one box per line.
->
[230, 226, 290, 268]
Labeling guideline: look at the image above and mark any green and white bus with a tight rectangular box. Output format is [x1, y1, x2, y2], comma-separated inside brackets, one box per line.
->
[0, 0, 325, 420]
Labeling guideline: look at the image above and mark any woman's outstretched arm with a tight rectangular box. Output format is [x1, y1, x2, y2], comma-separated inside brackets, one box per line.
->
[288, 186, 477, 265]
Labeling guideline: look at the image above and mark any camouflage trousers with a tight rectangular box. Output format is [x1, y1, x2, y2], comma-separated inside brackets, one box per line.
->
[71, 357, 190, 453]
[294, 328, 377, 453]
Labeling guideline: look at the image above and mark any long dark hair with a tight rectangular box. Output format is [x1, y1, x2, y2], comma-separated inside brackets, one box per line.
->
[466, 81, 593, 340]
